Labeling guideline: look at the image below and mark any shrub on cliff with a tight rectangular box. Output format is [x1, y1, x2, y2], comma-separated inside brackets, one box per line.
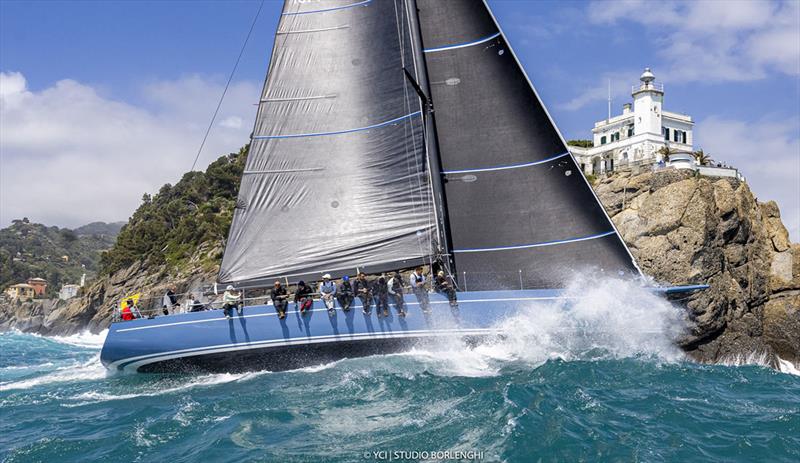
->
[99, 145, 248, 275]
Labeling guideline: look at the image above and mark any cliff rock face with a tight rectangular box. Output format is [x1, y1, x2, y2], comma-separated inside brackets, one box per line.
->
[594, 170, 799, 365]
[0, 244, 220, 336]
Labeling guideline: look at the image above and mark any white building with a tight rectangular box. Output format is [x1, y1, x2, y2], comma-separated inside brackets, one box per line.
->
[59, 284, 80, 301]
[569, 68, 694, 175]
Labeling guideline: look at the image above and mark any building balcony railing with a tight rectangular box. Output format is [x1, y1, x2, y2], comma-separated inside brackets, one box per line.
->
[632, 82, 664, 93]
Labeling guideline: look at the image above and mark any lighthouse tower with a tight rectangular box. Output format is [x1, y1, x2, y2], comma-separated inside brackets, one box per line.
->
[632, 67, 664, 137]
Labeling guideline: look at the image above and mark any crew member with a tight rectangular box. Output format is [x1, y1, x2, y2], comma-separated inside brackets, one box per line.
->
[434, 271, 458, 308]
[409, 267, 431, 314]
[162, 286, 179, 315]
[270, 281, 289, 319]
[121, 298, 141, 321]
[353, 272, 373, 315]
[222, 285, 242, 319]
[319, 274, 337, 316]
[294, 281, 313, 315]
[388, 272, 406, 317]
[373, 275, 390, 318]
[337, 276, 354, 312]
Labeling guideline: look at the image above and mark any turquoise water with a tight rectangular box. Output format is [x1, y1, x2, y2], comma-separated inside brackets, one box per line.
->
[1, 279, 799, 462]
[1, 331, 798, 462]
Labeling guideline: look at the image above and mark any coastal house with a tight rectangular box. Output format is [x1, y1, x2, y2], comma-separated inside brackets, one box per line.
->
[5, 284, 36, 301]
[26, 277, 47, 296]
[569, 68, 694, 175]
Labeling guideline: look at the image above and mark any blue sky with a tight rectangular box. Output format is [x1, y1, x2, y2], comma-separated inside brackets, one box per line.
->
[2, 0, 798, 239]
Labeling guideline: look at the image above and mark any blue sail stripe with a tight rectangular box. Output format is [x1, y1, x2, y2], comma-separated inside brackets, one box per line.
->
[423, 32, 502, 53]
[282, 0, 371, 16]
[253, 111, 421, 139]
[453, 231, 618, 253]
[442, 151, 570, 175]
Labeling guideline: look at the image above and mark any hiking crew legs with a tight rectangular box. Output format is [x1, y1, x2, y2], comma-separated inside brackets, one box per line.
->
[358, 295, 372, 313]
[337, 295, 353, 311]
[223, 302, 241, 318]
[392, 294, 405, 314]
[376, 295, 389, 316]
[413, 290, 430, 313]
[274, 300, 288, 317]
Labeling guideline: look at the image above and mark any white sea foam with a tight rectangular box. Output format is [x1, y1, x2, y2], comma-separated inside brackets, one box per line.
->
[0, 356, 106, 391]
[400, 274, 688, 377]
[65, 370, 271, 406]
[49, 330, 108, 349]
[777, 357, 800, 376]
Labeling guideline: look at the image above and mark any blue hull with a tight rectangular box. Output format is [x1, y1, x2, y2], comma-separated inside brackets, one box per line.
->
[100, 286, 706, 373]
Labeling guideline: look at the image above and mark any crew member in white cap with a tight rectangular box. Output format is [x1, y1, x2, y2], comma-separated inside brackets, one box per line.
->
[222, 285, 242, 319]
[319, 274, 337, 316]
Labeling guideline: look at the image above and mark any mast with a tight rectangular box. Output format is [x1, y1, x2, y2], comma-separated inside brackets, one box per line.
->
[405, 0, 455, 276]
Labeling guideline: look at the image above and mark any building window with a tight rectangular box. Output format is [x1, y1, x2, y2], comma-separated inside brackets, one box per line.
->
[672, 129, 686, 143]
[600, 136, 607, 145]
[627, 125, 634, 137]
[611, 132, 619, 142]
[663, 127, 669, 140]
[681, 131, 687, 143]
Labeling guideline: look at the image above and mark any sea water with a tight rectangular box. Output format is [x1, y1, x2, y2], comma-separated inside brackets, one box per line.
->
[1, 278, 798, 462]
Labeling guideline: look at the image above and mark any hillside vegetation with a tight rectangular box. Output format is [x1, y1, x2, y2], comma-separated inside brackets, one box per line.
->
[0, 219, 122, 297]
[99, 146, 247, 277]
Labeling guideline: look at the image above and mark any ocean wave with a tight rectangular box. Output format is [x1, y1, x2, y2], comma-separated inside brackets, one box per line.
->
[0, 356, 106, 391]
[385, 274, 688, 377]
[64, 370, 271, 406]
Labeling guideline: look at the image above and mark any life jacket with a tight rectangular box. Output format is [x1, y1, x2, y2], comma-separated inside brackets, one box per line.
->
[321, 280, 336, 294]
[121, 306, 134, 321]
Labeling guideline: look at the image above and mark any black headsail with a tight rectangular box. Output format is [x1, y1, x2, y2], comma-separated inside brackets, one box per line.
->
[414, 0, 641, 290]
[219, 0, 437, 285]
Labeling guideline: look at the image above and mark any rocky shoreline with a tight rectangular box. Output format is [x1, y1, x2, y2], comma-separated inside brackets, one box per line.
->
[1, 170, 797, 367]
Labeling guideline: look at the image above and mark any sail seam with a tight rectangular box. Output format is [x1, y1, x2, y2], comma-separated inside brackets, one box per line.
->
[453, 231, 617, 253]
[261, 94, 338, 102]
[423, 31, 501, 53]
[442, 151, 569, 175]
[243, 167, 324, 175]
[282, 0, 371, 15]
[252, 111, 421, 139]
[276, 25, 350, 34]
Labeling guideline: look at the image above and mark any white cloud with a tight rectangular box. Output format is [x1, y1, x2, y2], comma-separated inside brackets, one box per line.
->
[696, 116, 800, 241]
[587, 0, 800, 83]
[0, 71, 259, 228]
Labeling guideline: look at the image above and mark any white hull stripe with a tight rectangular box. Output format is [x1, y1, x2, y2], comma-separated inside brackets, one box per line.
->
[115, 295, 573, 333]
[423, 32, 501, 53]
[113, 328, 502, 371]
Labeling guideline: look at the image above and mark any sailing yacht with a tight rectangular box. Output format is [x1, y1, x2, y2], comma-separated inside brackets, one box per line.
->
[101, 0, 705, 373]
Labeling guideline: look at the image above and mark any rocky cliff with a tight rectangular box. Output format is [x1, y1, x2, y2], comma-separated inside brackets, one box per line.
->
[1, 168, 797, 367]
[594, 169, 798, 365]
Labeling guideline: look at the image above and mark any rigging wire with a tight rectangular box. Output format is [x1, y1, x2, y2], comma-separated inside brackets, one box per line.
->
[190, 0, 265, 172]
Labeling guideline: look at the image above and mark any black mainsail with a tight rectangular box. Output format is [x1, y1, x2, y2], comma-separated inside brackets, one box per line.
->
[219, 0, 438, 285]
[220, 0, 640, 289]
[415, 0, 640, 290]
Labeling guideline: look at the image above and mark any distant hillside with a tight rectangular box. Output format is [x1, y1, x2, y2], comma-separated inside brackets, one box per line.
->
[0, 220, 121, 297]
[73, 221, 125, 237]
